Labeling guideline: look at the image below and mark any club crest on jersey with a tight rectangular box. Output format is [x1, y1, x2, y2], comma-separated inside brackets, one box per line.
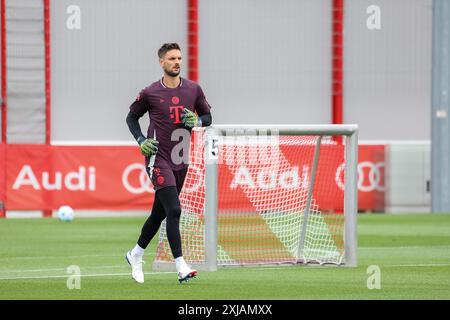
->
[157, 175, 165, 185]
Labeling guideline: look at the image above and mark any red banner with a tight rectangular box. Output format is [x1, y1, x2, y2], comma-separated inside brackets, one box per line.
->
[215, 144, 385, 212]
[3, 144, 384, 212]
[6, 145, 151, 210]
[357, 145, 385, 211]
[0, 143, 5, 216]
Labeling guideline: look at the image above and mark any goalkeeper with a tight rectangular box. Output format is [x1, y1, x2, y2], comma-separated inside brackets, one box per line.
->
[125, 43, 212, 284]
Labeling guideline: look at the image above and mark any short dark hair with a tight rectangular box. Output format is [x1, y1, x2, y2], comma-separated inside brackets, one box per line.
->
[158, 43, 181, 59]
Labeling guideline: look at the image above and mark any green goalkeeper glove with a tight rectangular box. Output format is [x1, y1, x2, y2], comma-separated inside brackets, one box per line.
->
[139, 138, 159, 157]
[181, 108, 199, 128]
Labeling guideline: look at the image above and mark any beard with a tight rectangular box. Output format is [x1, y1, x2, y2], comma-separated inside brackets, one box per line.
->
[164, 67, 180, 77]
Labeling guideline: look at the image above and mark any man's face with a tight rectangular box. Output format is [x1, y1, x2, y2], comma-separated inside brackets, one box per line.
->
[160, 49, 182, 77]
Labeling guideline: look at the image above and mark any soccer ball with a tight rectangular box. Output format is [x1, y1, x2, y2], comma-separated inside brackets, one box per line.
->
[57, 205, 74, 222]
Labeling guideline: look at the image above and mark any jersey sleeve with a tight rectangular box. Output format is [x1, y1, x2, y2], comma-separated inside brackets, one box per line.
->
[129, 89, 149, 118]
[194, 85, 212, 116]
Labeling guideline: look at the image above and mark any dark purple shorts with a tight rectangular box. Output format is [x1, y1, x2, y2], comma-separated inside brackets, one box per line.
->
[146, 165, 188, 193]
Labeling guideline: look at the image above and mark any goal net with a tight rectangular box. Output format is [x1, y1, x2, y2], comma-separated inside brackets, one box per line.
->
[153, 125, 358, 270]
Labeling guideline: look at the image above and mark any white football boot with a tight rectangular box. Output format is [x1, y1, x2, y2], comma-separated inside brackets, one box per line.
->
[125, 250, 145, 284]
[177, 264, 198, 284]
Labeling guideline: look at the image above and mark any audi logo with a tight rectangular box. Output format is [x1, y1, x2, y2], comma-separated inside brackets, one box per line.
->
[335, 161, 385, 192]
[122, 163, 154, 194]
[122, 163, 203, 194]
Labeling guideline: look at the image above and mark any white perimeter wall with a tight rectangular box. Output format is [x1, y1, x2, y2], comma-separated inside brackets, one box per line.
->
[386, 142, 431, 213]
[48, 0, 433, 142]
[344, 0, 432, 140]
[50, 0, 187, 141]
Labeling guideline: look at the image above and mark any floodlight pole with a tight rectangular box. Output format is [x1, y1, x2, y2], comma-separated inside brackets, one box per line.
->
[431, 0, 450, 213]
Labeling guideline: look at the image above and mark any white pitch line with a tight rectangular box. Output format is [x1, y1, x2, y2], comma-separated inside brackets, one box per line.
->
[359, 245, 450, 250]
[0, 271, 175, 281]
[0, 253, 155, 261]
[384, 263, 450, 268]
[0, 265, 133, 274]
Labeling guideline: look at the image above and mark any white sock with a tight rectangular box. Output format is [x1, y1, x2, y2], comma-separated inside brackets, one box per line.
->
[175, 256, 187, 271]
[131, 244, 145, 257]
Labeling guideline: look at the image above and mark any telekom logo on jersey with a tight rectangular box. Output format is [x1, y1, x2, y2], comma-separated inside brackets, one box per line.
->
[170, 106, 184, 124]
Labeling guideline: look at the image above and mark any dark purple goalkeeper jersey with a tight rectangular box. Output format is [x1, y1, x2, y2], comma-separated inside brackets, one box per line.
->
[129, 77, 211, 170]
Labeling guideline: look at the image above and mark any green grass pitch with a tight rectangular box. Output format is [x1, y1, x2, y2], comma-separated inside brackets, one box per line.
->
[0, 214, 449, 300]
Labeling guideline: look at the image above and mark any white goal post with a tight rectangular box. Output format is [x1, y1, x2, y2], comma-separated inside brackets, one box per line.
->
[153, 124, 358, 271]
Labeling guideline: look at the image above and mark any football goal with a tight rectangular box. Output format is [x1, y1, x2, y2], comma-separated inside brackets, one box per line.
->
[153, 124, 358, 270]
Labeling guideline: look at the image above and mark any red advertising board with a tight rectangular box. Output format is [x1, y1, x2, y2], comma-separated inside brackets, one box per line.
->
[357, 145, 385, 211]
[0, 143, 5, 217]
[5, 145, 151, 210]
[3, 144, 384, 212]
